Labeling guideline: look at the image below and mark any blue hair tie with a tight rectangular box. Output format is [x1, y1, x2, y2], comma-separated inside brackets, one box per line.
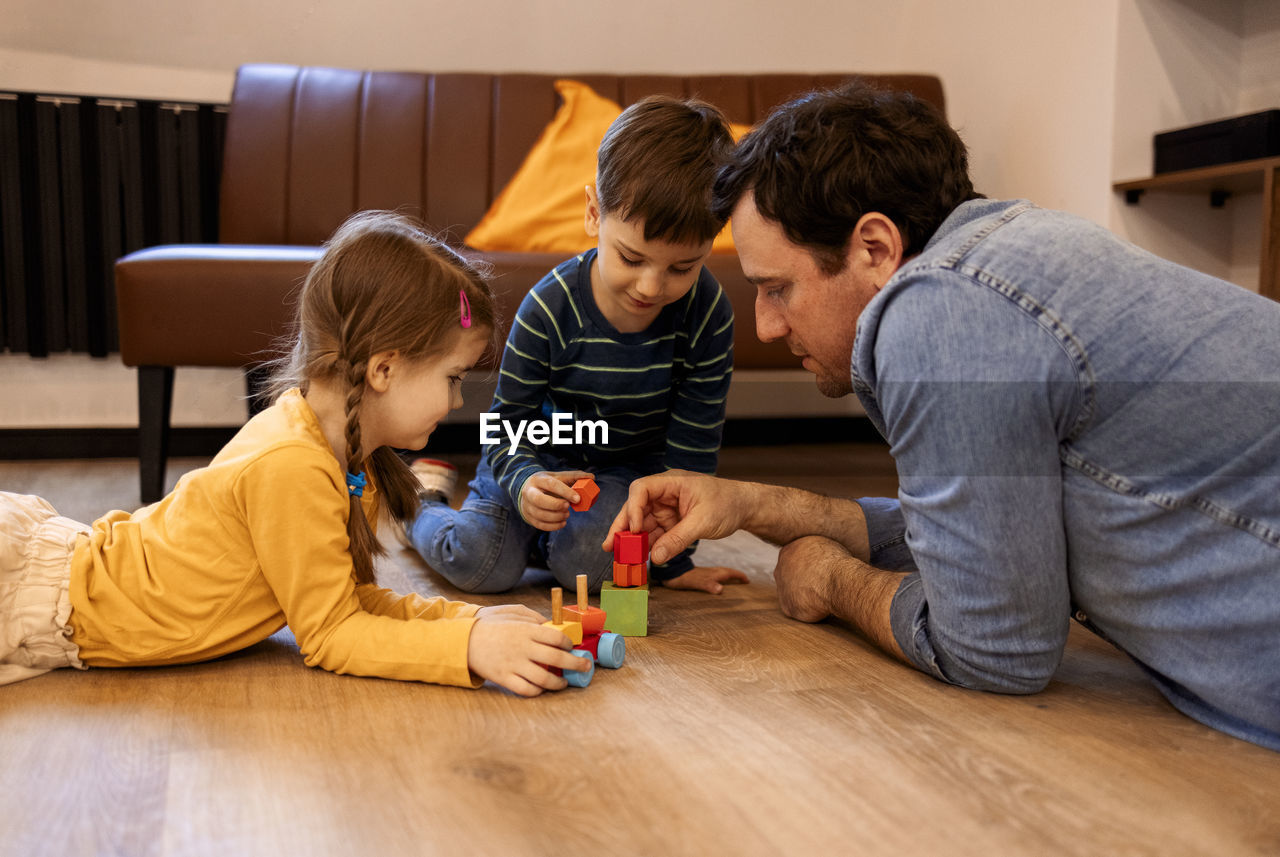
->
[346, 470, 367, 497]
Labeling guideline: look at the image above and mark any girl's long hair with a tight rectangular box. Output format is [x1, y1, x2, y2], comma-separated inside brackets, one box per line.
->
[268, 210, 497, 584]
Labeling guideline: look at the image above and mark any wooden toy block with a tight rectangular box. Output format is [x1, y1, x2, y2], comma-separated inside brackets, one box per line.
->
[563, 604, 606, 635]
[613, 530, 649, 565]
[569, 476, 599, 512]
[612, 560, 647, 588]
[562, 573, 606, 634]
[600, 582, 648, 637]
[564, 650, 595, 687]
[543, 587, 583, 644]
[580, 631, 626, 669]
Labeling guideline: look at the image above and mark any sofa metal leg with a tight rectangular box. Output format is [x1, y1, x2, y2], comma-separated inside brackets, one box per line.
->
[137, 365, 174, 503]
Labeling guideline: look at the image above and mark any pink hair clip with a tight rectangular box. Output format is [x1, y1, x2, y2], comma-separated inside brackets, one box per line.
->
[459, 290, 472, 328]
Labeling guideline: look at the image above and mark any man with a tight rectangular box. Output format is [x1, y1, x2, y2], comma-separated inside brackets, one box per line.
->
[606, 83, 1280, 751]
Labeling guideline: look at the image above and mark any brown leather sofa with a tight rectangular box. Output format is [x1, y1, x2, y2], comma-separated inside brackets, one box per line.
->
[115, 64, 945, 501]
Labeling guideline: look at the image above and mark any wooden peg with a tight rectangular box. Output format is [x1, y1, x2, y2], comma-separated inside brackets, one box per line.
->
[543, 587, 583, 643]
[564, 573, 607, 635]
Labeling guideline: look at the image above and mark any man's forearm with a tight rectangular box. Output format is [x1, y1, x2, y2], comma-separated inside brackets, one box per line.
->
[774, 534, 908, 663]
[738, 482, 872, 562]
[826, 554, 909, 662]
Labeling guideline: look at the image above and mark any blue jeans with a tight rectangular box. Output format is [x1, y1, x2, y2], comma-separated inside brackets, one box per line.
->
[407, 457, 687, 593]
[854, 199, 1280, 751]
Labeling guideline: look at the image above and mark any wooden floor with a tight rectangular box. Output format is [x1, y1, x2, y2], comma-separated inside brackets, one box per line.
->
[1, 444, 1277, 857]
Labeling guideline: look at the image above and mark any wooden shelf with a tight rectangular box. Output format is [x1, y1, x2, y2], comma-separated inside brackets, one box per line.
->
[1113, 156, 1280, 300]
[1114, 155, 1280, 204]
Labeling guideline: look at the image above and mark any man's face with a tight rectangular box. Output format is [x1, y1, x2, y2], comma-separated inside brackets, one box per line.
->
[731, 194, 881, 398]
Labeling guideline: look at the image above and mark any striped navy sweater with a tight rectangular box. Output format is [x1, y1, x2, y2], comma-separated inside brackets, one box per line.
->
[485, 248, 734, 510]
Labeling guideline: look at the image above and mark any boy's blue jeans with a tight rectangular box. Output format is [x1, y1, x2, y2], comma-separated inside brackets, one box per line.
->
[406, 457, 688, 593]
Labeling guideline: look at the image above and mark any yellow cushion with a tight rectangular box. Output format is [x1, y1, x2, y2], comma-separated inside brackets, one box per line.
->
[465, 79, 745, 255]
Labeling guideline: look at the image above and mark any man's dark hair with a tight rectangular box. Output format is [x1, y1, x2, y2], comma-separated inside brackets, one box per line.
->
[712, 81, 982, 275]
[597, 95, 734, 245]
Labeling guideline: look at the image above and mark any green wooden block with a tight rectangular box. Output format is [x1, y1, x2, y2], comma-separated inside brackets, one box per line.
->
[600, 581, 648, 636]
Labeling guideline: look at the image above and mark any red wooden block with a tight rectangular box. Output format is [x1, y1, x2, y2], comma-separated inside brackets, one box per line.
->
[578, 633, 601, 659]
[579, 632, 625, 668]
[613, 530, 649, 565]
[570, 476, 599, 512]
[563, 604, 606, 635]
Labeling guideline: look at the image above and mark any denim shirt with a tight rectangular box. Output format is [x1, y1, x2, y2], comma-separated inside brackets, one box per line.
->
[852, 199, 1280, 750]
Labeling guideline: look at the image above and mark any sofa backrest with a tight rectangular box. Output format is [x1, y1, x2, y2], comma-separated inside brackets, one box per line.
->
[219, 65, 946, 247]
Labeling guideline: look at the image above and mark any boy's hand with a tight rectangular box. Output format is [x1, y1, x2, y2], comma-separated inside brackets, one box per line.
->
[519, 470, 593, 531]
[661, 565, 750, 595]
[467, 614, 590, 697]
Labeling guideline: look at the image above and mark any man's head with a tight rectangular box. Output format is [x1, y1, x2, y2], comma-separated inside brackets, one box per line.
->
[585, 95, 733, 331]
[712, 80, 981, 273]
[713, 82, 981, 396]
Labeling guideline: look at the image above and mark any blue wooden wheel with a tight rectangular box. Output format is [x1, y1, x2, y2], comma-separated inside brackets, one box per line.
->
[596, 632, 625, 669]
[565, 650, 595, 687]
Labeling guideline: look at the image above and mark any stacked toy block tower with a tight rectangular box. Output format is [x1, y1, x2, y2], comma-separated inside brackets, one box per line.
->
[601, 531, 649, 636]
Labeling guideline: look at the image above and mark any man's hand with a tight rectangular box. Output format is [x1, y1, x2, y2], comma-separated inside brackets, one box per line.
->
[661, 565, 750, 595]
[773, 535, 909, 662]
[773, 536, 843, 622]
[518, 470, 593, 532]
[604, 470, 753, 564]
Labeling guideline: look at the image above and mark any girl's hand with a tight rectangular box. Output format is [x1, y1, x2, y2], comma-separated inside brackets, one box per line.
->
[475, 604, 545, 623]
[661, 565, 750, 595]
[467, 616, 590, 696]
[518, 470, 593, 532]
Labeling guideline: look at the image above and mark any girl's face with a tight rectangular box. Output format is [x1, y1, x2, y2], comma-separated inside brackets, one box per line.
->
[361, 328, 489, 453]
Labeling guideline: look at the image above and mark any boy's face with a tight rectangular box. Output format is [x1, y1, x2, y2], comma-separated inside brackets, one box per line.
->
[584, 186, 713, 333]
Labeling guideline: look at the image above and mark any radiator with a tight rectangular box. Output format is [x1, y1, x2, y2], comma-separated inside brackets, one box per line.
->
[0, 93, 226, 357]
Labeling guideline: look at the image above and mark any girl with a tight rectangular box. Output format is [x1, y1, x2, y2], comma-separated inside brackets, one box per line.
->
[0, 211, 586, 697]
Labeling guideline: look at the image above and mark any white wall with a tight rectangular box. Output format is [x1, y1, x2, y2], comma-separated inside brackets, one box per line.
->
[5, 0, 1263, 431]
[1110, 0, 1280, 290]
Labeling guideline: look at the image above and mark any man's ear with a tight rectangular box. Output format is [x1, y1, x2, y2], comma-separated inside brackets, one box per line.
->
[849, 212, 905, 288]
[584, 185, 601, 238]
[365, 350, 399, 394]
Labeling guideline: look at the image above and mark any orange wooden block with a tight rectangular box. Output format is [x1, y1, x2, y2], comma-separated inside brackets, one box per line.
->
[562, 574, 605, 633]
[563, 604, 606, 635]
[612, 560, 648, 588]
[570, 476, 599, 512]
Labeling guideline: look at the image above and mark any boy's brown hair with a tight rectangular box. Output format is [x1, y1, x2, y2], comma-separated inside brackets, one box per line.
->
[596, 95, 734, 245]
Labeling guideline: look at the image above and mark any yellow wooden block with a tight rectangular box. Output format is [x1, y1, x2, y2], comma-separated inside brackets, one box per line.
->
[543, 619, 583, 645]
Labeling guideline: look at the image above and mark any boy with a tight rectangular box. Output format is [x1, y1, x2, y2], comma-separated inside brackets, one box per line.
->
[404, 95, 748, 595]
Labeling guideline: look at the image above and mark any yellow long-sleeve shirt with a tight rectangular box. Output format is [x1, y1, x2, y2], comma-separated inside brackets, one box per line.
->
[68, 389, 483, 688]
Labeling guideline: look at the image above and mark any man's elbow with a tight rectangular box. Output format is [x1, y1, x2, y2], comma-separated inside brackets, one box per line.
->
[933, 650, 1057, 696]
